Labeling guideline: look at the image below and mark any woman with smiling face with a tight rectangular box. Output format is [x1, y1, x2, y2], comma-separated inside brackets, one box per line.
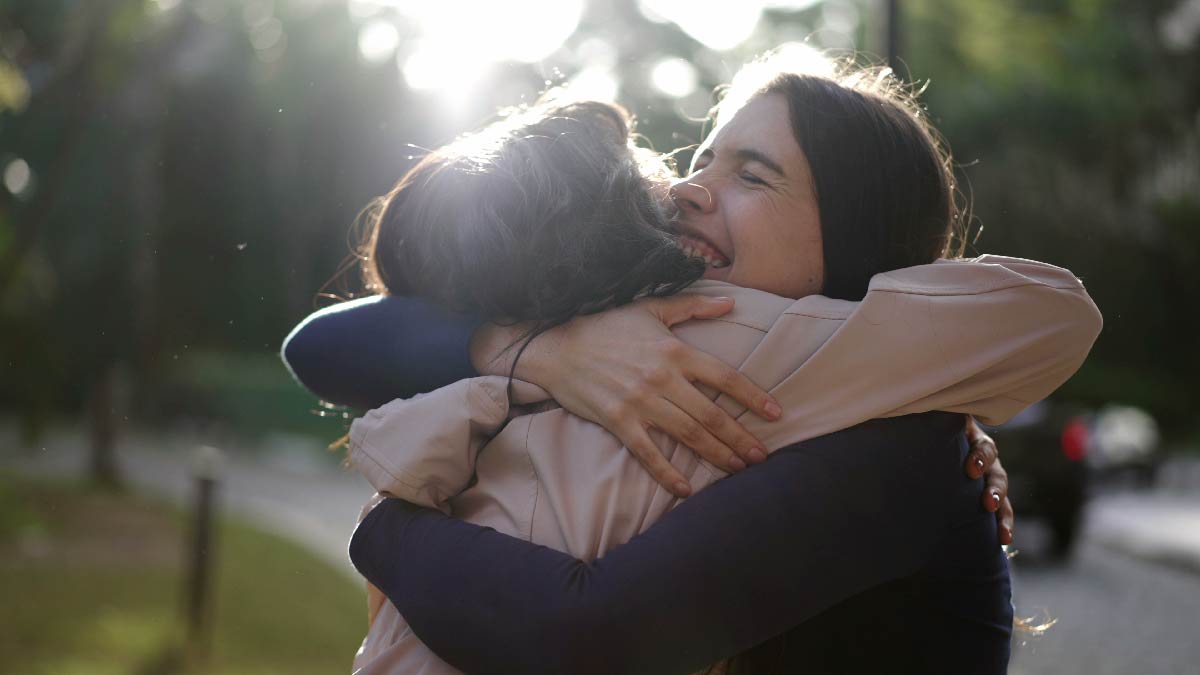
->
[286, 52, 1101, 674]
[671, 92, 826, 299]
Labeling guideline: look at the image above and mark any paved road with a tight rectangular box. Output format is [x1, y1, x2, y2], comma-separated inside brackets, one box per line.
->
[1010, 537, 1200, 675]
[1007, 468, 1200, 675]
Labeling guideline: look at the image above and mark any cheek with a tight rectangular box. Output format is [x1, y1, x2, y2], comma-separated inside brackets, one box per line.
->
[765, 215, 824, 297]
[731, 226, 806, 294]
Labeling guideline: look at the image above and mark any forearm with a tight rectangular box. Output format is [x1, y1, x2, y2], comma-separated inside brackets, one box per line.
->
[280, 295, 482, 408]
[740, 258, 1103, 450]
[468, 321, 553, 382]
[350, 412, 966, 674]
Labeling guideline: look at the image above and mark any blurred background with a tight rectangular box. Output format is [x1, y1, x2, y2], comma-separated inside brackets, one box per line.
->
[1, 0, 1197, 673]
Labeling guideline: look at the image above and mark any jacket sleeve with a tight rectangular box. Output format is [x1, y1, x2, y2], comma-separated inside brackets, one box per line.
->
[279, 295, 483, 410]
[348, 377, 549, 512]
[733, 256, 1103, 452]
[349, 412, 970, 675]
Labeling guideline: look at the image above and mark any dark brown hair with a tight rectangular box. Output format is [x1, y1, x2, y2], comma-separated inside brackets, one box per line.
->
[713, 48, 968, 302]
[360, 99, 703, 342]
[710, 48, 971, 675]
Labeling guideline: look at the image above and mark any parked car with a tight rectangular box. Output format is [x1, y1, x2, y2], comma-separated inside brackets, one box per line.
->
[1085, 404, 1162, 486]
[992, 401, 1090, 558]
[991, 401, 1162, 559]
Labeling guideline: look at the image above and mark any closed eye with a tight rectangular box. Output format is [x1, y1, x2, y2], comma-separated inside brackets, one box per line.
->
[740, 172, 766, 185]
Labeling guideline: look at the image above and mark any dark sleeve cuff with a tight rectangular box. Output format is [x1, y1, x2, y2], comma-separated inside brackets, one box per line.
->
[280, 295, 483, 409]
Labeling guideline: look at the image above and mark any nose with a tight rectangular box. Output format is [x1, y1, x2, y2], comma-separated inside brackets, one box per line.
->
[670, 177, 716, 215]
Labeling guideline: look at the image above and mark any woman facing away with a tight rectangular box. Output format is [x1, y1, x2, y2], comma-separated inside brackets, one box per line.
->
[284, 51, 1102, 674]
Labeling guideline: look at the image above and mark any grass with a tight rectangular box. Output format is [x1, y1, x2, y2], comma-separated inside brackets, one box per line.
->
[0, 474, 367, 675]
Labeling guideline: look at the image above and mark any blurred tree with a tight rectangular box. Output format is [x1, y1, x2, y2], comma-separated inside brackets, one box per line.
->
[0, 0, 1195, 447]
[902, 0, 1200, 428]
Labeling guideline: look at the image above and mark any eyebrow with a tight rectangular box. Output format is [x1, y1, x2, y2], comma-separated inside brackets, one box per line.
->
[734, 148, 787, 178]
[694, 147, 788, 178]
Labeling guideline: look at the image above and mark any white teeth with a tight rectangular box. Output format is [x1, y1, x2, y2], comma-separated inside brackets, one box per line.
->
[678, 238, 729, 269]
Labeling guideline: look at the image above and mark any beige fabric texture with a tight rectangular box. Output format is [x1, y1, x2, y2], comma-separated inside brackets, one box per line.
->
[347, 255, 1103, 674]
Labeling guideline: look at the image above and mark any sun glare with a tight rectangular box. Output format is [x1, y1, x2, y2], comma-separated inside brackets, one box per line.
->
[402, 39, 483, 92]
[358, 18, 400, 64]
[773, 41, 837, 78]
[650, 57, 698, 99]
[562, 66, 620, 102]
[394, 0, 584, 91]
[638, 0, 764, 51]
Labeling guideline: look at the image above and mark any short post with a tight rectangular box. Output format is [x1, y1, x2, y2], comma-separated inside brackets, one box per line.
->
[886, 0, 902, 74]
[183, 445, 223, 663]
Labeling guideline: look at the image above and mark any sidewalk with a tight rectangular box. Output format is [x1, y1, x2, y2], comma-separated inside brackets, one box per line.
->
[0, 424, 375, 579]
[1084, 457, 1200, 575]
[5, 424, 1199, 579]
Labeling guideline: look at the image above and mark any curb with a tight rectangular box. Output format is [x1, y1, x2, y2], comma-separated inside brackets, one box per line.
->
[1085, 492, 1200, 577]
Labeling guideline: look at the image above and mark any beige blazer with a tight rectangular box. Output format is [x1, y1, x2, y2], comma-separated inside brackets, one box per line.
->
[347, 255, 1102, 675]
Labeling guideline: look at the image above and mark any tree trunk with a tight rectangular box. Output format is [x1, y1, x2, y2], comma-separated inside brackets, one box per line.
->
[87, 365, 121, 487]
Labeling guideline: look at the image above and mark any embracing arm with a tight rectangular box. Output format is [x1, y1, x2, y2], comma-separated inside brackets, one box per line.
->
[280, 295, 482, 409]
[350, 412, 968, 675]
[738, 255, 1104, 451]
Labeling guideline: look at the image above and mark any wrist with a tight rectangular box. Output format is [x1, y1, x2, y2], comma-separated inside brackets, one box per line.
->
[468, 323, 505, 376]
[469, 322, 548, 382]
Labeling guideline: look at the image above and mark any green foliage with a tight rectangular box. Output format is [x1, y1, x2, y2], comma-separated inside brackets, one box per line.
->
[161, 350, 352, 441]
[0, 474, 366, 674]
[901, 0, 1199, 432]
[0, 0, 1196, 438]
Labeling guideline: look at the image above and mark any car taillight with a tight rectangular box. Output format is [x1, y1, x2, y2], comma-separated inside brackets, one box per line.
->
[1061, 417, 1089, 461]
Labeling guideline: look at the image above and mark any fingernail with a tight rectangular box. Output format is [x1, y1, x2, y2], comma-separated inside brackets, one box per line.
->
[674, 481, 691, 496]
[763, 400, 782, 420]
[729, 456, 747, 472]
[974, 457, 985, 471]
[748, 447, 766, 463]
[990, 491, 1001, 505]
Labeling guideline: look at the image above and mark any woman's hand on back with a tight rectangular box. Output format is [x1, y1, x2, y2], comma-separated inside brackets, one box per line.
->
[965, 417, 1014, 545]
[470, 295, 782, 498]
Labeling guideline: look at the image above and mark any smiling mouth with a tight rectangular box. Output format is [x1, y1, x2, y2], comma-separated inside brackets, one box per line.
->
[676, 233, 731, 269]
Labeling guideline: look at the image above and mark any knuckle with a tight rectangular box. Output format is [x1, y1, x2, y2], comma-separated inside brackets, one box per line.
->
[629, 381, 658, 402]
[643, 366, 672, 387]
[678, 421, 706, 445]
[636, 446, 666, 470]
[626, 437, 652, 457]
[699, 405, 727, 431]
[716, 367, 739, 391]
[603, 400, 631, 422]
[710, 365, 739, 391]
[660, 339, 688, 361]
